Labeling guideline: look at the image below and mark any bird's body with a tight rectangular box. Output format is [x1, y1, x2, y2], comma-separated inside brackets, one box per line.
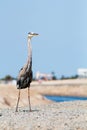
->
[16, 32, 38, 112]
[17, 67, 32, 89]
[17, 59, 33, 89]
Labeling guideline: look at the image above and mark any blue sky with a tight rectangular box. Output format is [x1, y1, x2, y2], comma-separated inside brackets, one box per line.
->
[0, 0, 87, 78]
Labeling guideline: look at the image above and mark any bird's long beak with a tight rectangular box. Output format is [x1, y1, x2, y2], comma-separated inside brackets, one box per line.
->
[33, 33, 39, 36]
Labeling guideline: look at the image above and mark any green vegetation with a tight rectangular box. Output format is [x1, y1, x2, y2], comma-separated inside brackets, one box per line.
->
[60, 75, 78, 80]
[1, 75, 16, 81]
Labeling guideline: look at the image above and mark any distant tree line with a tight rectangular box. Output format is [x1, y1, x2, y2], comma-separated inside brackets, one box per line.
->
[0, 73, 78, 81]
[51, 72, 57, 80]
[1, 75, 16, 81]
[60, 75, 78, 80]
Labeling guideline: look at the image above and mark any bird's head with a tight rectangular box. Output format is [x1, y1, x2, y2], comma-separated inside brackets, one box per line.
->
[28, 32, 39, 39]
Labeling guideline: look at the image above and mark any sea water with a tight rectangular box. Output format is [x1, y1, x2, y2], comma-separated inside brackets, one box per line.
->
[45, 95, 87, 102]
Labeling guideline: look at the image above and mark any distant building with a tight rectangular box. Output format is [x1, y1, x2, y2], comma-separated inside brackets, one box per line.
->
[36, 71, 53, 81]
[77, 68, 87, 78]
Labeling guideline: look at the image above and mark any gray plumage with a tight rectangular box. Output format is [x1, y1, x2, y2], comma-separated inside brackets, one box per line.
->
[17, 32, 38, 89]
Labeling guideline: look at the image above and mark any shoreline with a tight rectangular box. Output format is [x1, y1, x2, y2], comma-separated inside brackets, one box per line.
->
[0, 79, 87, 108]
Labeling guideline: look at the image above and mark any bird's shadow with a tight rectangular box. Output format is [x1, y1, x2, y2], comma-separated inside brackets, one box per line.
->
[14, 107, 40, 113]
[22, 109, 39, 112]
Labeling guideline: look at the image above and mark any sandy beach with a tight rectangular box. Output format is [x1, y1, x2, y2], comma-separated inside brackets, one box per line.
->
[0, 79, 87, 129]
[0, 101, 87, 130]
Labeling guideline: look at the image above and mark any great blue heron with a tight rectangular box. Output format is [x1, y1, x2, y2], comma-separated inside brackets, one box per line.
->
[16, 32, 39, 112]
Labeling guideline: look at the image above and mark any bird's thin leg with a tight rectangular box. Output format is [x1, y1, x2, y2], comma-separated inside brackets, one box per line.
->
[28, 87, 32, 112]
[15, 89, 21, 112]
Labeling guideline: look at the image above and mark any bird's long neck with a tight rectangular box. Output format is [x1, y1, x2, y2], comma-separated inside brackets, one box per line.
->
[27, 38, 32, 69]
